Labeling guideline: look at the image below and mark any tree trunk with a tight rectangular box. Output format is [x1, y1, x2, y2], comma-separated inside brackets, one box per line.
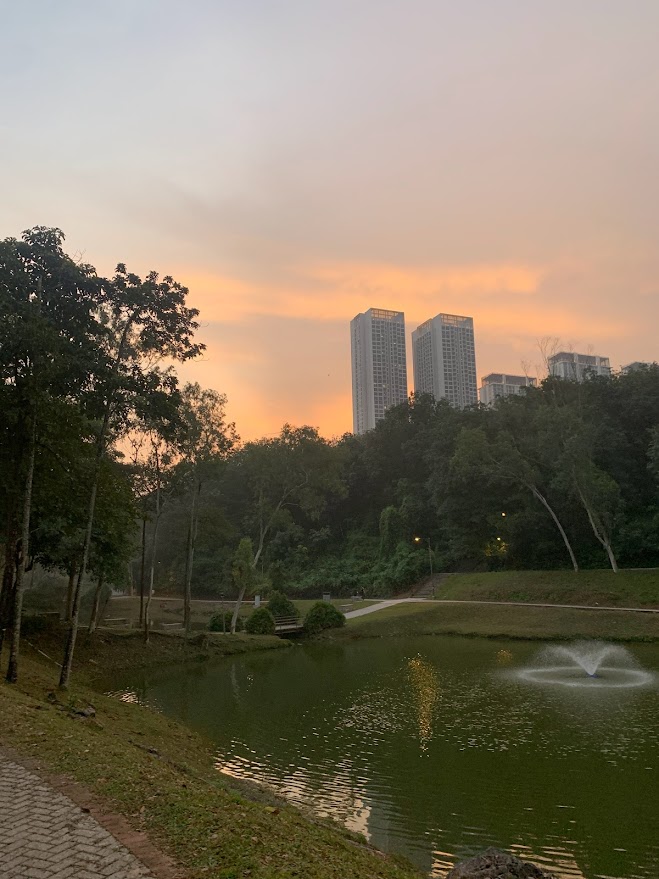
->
[529, 484, 579, 572]
[139, 515, 147, 626]
[576, 485, 619, 572]
[230, 506, 272, 634]
[59, 473, 99, 688]
[605, 542, 619, 573]
[0, 523, 17, 657]
[6, 416, 37, 684]
[88, 573, 104, 634]
[144, 482, 161, 645]
[65, 563, 76, 622]
[183, 481, 200, 635]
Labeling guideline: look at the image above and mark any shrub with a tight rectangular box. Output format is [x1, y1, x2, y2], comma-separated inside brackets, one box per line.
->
[303, 601, 345, 635]
[245, 607, 276, 636]
[209, 611, 243, 633]
[266, 590, 298, 620]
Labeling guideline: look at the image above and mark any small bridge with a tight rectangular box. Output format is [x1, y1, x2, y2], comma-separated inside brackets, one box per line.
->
[273, 615, 303, 634]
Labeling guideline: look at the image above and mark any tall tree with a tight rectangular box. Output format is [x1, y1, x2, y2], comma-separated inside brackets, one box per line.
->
[178, 383, 237, 634]
[59, 263, 203, 688]
[0, 227, 101, 682]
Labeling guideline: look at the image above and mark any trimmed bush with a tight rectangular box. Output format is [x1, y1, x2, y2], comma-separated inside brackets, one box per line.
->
[303, 601, 345, 635]
[266, 590, 298, 620]
[245, 607, 276, 636]
[209, 611, 243, 633]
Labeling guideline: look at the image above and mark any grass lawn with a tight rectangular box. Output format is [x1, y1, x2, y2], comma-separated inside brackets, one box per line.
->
[435, 569, 659, 608]
[0, 637, 420, 879]
[341, 600, 659, 642]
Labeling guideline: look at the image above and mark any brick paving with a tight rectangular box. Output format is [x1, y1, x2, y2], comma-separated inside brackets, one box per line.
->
[0, 755, 153, 879]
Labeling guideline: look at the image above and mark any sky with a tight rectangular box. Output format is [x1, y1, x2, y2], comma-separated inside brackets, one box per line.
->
[2, 1, 658, 440]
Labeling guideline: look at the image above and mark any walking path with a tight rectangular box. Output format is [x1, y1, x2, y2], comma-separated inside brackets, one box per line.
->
[344, 597, 659, 619]
[0, 752, 159, 879]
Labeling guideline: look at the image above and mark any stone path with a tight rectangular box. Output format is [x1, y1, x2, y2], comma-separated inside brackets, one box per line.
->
[0, 754, 154, 879]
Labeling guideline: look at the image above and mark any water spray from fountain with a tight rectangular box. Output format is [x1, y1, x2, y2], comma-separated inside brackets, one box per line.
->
[517, 641, 654, 689]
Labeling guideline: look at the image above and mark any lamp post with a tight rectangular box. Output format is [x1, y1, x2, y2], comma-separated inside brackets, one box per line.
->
[414, 536, 434, 597]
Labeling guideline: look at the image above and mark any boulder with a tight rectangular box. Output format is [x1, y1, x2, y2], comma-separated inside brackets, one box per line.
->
[445, 848, 557, 879]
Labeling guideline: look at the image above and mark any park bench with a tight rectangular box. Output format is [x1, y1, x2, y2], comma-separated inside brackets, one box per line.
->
[103, 617, 130, 627]
[159, 621, 183, 629]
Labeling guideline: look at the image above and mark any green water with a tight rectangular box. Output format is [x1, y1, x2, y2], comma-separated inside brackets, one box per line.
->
[111, 637, 659, 878]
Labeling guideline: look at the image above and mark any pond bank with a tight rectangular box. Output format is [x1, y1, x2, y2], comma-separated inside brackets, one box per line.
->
[0, 643, 421, 879]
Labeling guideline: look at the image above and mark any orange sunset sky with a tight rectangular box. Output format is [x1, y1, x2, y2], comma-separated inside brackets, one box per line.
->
[2, 2, 658, 440]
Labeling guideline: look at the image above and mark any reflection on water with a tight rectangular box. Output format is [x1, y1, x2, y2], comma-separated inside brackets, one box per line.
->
[407, 655, 439, 753]
[107, 637, 659, 879]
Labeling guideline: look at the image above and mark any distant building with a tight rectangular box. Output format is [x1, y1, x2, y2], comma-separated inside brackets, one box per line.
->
[479, 373, 537, 407]
[621, 361, 652, 374]
[350, 308, 408, 434]
[412, 313, 477, 409]
[548, 351, 611, 381]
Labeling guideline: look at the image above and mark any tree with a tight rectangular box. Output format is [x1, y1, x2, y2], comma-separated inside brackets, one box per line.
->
[230, 537, 256, 632]
[451, 427, 580, 572]
[59, 263, 203, 688]
[558, 427, 622, 572]
[177, 383, 237, 634]
[0, 227, 102, 683]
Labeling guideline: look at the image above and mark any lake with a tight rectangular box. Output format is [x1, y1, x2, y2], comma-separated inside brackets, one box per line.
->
[110, 636, 659, 878]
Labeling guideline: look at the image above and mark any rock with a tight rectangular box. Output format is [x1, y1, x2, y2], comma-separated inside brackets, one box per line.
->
[75, 705, 96, 718]
[445, 848, 558, 879]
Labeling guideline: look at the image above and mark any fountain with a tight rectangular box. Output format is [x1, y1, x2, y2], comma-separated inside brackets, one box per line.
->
[517, 641, 654, 689]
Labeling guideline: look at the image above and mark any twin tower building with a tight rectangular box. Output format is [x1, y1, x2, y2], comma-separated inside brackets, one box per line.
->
[350, 308, 478, 434]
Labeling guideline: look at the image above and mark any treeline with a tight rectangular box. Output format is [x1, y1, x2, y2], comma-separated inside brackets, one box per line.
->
[2, 228, 659, 685]
[154, 366, 659, 600]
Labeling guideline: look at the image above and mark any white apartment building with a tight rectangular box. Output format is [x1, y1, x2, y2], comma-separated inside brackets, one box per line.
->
[412, 313, 477, 409]
[350, 308, 408, 434]
[479, 373, 537, 407]
[548, 351, 611, 381]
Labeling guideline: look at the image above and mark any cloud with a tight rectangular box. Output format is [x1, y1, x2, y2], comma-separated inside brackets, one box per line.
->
[180, 260, 543, 325]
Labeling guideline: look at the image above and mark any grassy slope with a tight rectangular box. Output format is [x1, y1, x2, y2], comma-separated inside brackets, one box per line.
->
[0, 638, 419, 879]
[342, 600, 659, 641]
[23, 623, 291, 680]
[435, 569, 659, 608]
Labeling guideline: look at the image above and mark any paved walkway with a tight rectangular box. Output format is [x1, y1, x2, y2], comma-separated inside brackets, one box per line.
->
[344, 597, 659, 619]
[344, 599, 417, 619]
[0, 754, 153, 879]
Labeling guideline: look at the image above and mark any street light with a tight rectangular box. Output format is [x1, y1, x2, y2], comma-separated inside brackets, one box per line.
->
[413, 536, 434, 596]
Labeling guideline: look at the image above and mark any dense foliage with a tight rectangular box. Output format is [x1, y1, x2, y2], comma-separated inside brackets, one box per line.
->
[245, 607, 276, 635]
[303, 602, 346, 635]
[152, 368, 659, 599]
[209, 611, 244, 632]
[266, 590, 299, 620]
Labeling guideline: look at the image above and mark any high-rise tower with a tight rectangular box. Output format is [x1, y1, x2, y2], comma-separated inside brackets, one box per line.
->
[350, 308, 408, 434]
[412, 313, 477, 409]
